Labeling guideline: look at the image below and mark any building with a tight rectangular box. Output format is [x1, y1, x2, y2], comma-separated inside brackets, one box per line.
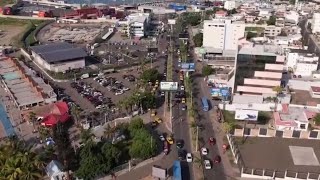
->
[274, 104, 316, 131]
[30, 42, 87, 73]
[203, 19, 245, 51]
[286, 51, 319, 76]
[284, 11, 299, 25]
[264, 25, 282, 37]
[224, 1, 237, 10]
[311, 12, 320, 34]
[215, 10, 228, 18]
[125, 13, 150, 38]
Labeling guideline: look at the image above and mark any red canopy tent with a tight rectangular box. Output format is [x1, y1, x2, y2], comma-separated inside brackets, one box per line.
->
[41, 102, 70, 127]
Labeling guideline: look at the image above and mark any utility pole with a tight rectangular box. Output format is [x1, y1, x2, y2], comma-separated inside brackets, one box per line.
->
[195, 126, 199, 152]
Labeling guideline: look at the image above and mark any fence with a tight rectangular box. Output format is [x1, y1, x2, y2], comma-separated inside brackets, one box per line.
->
[226, 134, 320, 179]
[231, 128, 320, 140]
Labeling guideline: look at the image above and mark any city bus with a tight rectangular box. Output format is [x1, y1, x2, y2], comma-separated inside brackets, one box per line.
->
[201, 97, 209, 111]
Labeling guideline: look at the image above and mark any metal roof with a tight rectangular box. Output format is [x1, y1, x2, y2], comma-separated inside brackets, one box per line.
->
[30, 42, 87, 63]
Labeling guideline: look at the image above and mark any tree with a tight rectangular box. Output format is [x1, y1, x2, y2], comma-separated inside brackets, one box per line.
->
[128, 117, 144, 137]
[184, 12, 201, 26]
[141, 92, 156, 110]
[28, 112, 37, 132]
[267, 16, 276, 25]
[227, 8, 237, 15]
[202, 65, 215, 77]
[70, 105, 81, 125]
[222, 121, 235, 133]
[79, 128, 95, 144]
[0, 138, 44, 179]
[272, 86, 283, 95]
[289, 0, 295, 5]
[246, 32, 257, 40]
[314, 114, 320, 126]
[101, 142, 121, 166]
[193, 33, 203, 47]
[104, 124, 116, 140]
[140, 68, 160, 83]
[129, 128, 157, 159]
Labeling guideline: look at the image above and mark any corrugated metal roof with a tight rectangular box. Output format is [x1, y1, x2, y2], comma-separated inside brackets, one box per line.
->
[30, 43, 87, 63]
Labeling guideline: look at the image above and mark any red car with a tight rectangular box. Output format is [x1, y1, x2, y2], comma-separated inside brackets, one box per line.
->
[214, 155, 221, 164]
[209, 137, 216, 145]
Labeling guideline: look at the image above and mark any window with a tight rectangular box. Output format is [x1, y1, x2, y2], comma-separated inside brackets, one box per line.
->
[300, 124, 306, 129]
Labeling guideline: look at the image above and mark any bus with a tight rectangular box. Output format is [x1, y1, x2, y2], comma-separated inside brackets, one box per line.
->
[201, 97, 209, 111]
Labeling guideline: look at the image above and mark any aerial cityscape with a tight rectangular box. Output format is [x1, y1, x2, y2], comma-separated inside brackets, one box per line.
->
[1, 0, 320, 179]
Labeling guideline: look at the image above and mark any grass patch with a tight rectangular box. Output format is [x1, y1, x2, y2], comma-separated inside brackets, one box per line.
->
[0, 0, 15, 7]
[222, 110, 236, 123]
[245, 27, 265, 32]
[0, 17, 45, 47]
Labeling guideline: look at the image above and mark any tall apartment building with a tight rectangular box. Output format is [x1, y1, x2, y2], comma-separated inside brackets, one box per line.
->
[203, 19, 245, 51]
[311, 12, 320, 34]
[126, 13, 150, 38]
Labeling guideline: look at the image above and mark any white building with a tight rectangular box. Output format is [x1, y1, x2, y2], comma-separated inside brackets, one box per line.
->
[203, 19, 245, 51]
[311, 12, 320, 34]
[264, 25, 282, 37]
[224, 1, 237, 10]
[30, 42, 87, 73]
[126, 13, 150, 37]
[286, 52, 319, 76]
[284, 11, 299, 25]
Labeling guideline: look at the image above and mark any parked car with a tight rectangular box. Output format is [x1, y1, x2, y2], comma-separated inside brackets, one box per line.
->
[176, 139, 184, 149]
[186, 153, 193, 162]
[204, 160, 212, 169]
[166, 134, 174, 144]
[163, 141, 169, 155]
[159, 134, 166, 141]
[201, 147, 208, 155]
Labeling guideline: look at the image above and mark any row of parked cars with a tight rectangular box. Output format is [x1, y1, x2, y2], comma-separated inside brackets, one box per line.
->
[93, 76, 130, 95]
[71, 81, 114, 109]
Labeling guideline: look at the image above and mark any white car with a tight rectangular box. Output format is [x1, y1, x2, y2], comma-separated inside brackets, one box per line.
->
[161, 92, 165, 96]
[186, 153, 193, 163]
[115, 90, 124, 95]
[180, 86, 184, 91]
[201, 147, 208, 155]
[159, 134, 165, 141]
[204, 160, 212, 169]
[122, 87, 130, 91]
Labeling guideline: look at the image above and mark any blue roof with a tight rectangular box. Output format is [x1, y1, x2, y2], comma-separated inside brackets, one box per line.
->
[173, 160, 182, 180]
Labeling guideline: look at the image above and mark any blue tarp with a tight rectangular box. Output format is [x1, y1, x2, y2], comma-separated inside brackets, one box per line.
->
[0, 102, 15, 136]
[173, 160, 182, 180]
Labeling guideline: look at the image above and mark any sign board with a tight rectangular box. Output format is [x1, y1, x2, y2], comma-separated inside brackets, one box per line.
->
[160, 82, 178, 91]
[210, 87, 230, 97]
[180, 63, 195, 72]
[168, 19, 176, 25]
[211, 88, 221, 97]
[235, 110, 259, 121]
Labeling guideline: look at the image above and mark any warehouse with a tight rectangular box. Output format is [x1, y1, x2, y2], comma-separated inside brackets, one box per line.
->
[30, 42, 87, 73]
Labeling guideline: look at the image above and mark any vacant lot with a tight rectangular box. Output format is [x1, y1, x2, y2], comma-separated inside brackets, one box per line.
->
[0, 18, 44, 46]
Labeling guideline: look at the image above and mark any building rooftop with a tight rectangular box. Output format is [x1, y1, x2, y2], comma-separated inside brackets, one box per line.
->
[127, 13, 149, 23]
[239, 137, 320, 176]
[30, 42, 87, 63]
[238, 44, 280, 56]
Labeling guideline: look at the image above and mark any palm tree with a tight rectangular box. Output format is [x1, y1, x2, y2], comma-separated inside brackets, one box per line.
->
[28, 112, 37, 132]
[104, 124, 116, 140]
[80, 128, 95, 143]
[222, 121, 235, 134]
[70, 105, 81, 126]
[272, 86, 283, 112]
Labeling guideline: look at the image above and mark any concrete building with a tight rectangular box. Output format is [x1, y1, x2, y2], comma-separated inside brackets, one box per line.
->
[126, 13, 150, 37]
[224, 1, 237, 10]
[311, 12, 320, 34]
[286, 52, 319, 76]
[284, 11, 299, 25]
[203, 19, 245, 51]
[30, 42, 87, 73]
[264, 25, 282, 37]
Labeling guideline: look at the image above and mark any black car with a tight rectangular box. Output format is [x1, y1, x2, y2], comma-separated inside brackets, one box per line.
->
[178, 149, 186, 160]
[176, 139, 184, 149]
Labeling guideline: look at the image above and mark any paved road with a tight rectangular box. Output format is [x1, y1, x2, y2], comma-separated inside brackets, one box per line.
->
[300, 17, 320, 55]
[168, 33, 194, 179]
[187, 27, 227, 180]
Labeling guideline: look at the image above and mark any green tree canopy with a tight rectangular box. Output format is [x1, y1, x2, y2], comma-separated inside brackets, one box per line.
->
[193, 33, 203, 47]
[128, 117, 144, 137]
[267, 16, 276, 25]
[246, 31, 257, 40]
[314, 114, 320, 126]
[184, 12, 201, 26]
[202, 65, 215, 76]
[129, 128, 157, 159]
[140, 68, 160, 83]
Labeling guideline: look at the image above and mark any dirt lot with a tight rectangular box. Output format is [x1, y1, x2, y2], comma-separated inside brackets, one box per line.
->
[0, 25, 26, 45]
[238, 137, 320, 174]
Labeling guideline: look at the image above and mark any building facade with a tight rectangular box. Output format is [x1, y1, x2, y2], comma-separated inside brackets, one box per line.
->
[203, 19, 245, 51]
[311, 12, 320, 34]
[126, 13, 150, 37]
[286, 52, 319, 76]
[264, 25, 282, 37]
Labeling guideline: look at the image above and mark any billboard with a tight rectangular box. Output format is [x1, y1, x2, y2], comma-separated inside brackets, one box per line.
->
[168, 19, 176, 25]
[180, 63, 195, 72]
[160, 82, 178, 91]
[210, 87, 230, 98]
[235, 110, 259, 121]
[211, 88, 221, 97]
